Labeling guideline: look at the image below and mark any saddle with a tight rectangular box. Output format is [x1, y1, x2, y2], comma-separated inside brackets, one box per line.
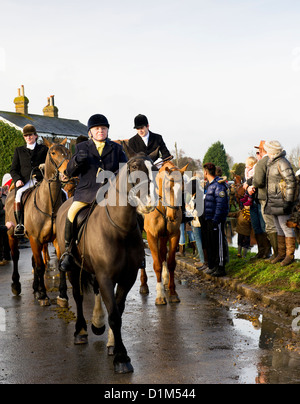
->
[20, 186, 35, 208]
[72, 201, 96, 243]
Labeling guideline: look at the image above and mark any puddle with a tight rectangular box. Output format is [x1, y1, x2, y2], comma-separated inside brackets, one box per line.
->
[228, 306, 300, 384]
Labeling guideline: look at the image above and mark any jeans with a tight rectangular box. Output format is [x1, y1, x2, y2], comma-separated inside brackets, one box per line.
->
[250, 201, 265, 234]
[191, 225, 205, 262]
[179, 223, 195, 245]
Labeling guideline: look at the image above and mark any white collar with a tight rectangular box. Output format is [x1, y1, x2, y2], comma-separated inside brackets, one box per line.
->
[27, 142, 36, 150]
[140, 131, 150, 146]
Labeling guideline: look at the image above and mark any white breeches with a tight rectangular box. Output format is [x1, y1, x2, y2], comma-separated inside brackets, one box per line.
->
[15, 179, 36, 203]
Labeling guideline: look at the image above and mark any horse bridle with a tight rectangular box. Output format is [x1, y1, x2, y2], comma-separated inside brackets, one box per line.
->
[105, 155, 155, 234]
[33, 145, 70, 239]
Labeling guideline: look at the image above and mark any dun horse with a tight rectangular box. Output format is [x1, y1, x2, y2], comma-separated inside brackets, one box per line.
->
[5, 139, 70, 305]
[55, 153, 156, 374]
[142, 161, 188, 305]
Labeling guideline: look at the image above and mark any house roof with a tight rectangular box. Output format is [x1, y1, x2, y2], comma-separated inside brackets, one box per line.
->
[0, 111, 87, 138]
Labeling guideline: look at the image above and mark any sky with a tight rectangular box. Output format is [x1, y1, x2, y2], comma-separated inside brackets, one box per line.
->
[1, 0, 300, 165]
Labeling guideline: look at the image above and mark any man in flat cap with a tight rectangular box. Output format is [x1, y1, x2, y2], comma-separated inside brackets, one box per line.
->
[128, 114, 172, 162]
[10, 124, 48, 236]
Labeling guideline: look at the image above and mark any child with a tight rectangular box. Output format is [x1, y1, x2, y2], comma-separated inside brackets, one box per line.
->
[229, 206, 252, 258]
[240, 156, 257, 207]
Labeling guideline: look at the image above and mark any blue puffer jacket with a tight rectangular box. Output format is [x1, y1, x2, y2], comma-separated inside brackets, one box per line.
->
[204, 177, 229, 223]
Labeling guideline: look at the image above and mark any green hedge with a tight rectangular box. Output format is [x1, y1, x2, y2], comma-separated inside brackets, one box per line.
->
[0, 121, 24, 182]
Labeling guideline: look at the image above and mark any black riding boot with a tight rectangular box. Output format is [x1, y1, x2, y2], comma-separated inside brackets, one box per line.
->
[14, 202, 25, 237]
[60, 218, 74, 272]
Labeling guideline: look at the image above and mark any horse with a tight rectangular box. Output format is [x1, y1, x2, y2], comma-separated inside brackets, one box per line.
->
[55, 152, 156, 374]
[142, 160, 188, 305]
[5, 138, 70, 305]
[229, 174, 245, 210]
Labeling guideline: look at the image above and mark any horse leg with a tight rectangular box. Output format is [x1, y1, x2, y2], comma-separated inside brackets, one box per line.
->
[69, 270, 88, 345]
[160, 237, 169, 289]
[29, 236, 50, 306]
[139, 268, 149, 295]
[91, 279, 106, 336]
[147, 232, 166, 305]
[8, 235, 21, 296]
[99, 277, 133, 374]
[53, 239, 69, 308]
[167, 235, 181, 303]
[42, 243, 50, 269]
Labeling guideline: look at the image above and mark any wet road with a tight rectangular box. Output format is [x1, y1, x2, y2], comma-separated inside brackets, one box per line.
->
[0, 243, 300, 384]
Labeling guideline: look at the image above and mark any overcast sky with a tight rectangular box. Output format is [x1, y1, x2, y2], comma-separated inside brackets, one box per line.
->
[1, 0, 300, 164]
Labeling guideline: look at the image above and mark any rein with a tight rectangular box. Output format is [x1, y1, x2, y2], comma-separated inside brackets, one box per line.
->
[33, 146, 69, 238]
[104, 155, 153, 235]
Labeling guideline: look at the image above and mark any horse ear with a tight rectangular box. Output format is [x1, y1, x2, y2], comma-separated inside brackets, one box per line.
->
[179, 163, 189, 174]
[122, 141, 137, 159]
[148, 147, 160, 162]
[60, 138, 68, 146]
[43, 138, 52, 148]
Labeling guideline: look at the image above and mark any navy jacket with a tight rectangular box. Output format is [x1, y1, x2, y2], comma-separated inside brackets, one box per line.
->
[204, 177, 229, 223]
[66, 139, 127, 203]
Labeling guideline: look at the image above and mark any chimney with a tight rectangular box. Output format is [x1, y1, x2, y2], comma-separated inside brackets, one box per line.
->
[43, 95, 58, 118]
[14, 85, 29, 115]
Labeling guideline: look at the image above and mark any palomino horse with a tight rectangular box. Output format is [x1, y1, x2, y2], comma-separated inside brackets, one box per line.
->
[55, 152, 156, 374]
[143, 161, 188, 305]
[5, 139, 70, 305]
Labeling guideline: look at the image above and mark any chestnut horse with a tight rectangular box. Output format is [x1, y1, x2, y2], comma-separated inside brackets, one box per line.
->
[5, 139, 70, 305]
[55, 152, 156, 373]
[143, 161, 188, 305]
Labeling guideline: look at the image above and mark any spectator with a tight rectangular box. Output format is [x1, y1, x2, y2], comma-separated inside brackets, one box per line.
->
[250, 140, 278, 260]
[203, 163, 229, 277]
[264, 141, 297, 266]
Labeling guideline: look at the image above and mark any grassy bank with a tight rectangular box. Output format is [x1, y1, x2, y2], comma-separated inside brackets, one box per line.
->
[226, 247, 300, 293]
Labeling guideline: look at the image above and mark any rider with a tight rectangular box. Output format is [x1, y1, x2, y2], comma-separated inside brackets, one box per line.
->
[10, 124, 48, 237]
[128, 114, 172, 272]
[60, 114, 128, 271]
[128, 114, 172, 162]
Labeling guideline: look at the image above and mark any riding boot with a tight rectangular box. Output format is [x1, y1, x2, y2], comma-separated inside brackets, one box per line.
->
[60, 218, 74, 272]
[14, 202, 25, 237]
[250, 233, 265, 260]
[281, 237, 296, 267]
[271, 235, 286, 264]
[266, 232, 278, 261]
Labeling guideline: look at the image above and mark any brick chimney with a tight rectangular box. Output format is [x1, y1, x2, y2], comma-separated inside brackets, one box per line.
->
[14, 85, 29, 115]
[43, 95, 59, 118]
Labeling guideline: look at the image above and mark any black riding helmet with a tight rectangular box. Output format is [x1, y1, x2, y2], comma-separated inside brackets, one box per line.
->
[87, 114, 110, 132]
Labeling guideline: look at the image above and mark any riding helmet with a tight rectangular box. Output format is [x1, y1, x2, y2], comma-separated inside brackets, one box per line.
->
[134, 114, 149, 129]
[87, 114, 110, 131]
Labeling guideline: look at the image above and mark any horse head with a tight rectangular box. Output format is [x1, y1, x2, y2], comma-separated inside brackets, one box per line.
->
[157, 161, 189, 222]
[43, 138, 71, 181]
[126, 152, 158, 215]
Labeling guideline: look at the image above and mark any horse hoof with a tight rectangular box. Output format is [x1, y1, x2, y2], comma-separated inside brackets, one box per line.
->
[74, 333, 88, 345]
[11, 283, 21, 296]
[169, 294, 181, 304]
[39, 297, 51, 307]
[114, 361, 134, 374]
[155, 297, 167, 305]
[91, 323, 106, 336]
[57, 296, 69, 308]
[107, 346, 115, 356]
[139, 285, 149, 295]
